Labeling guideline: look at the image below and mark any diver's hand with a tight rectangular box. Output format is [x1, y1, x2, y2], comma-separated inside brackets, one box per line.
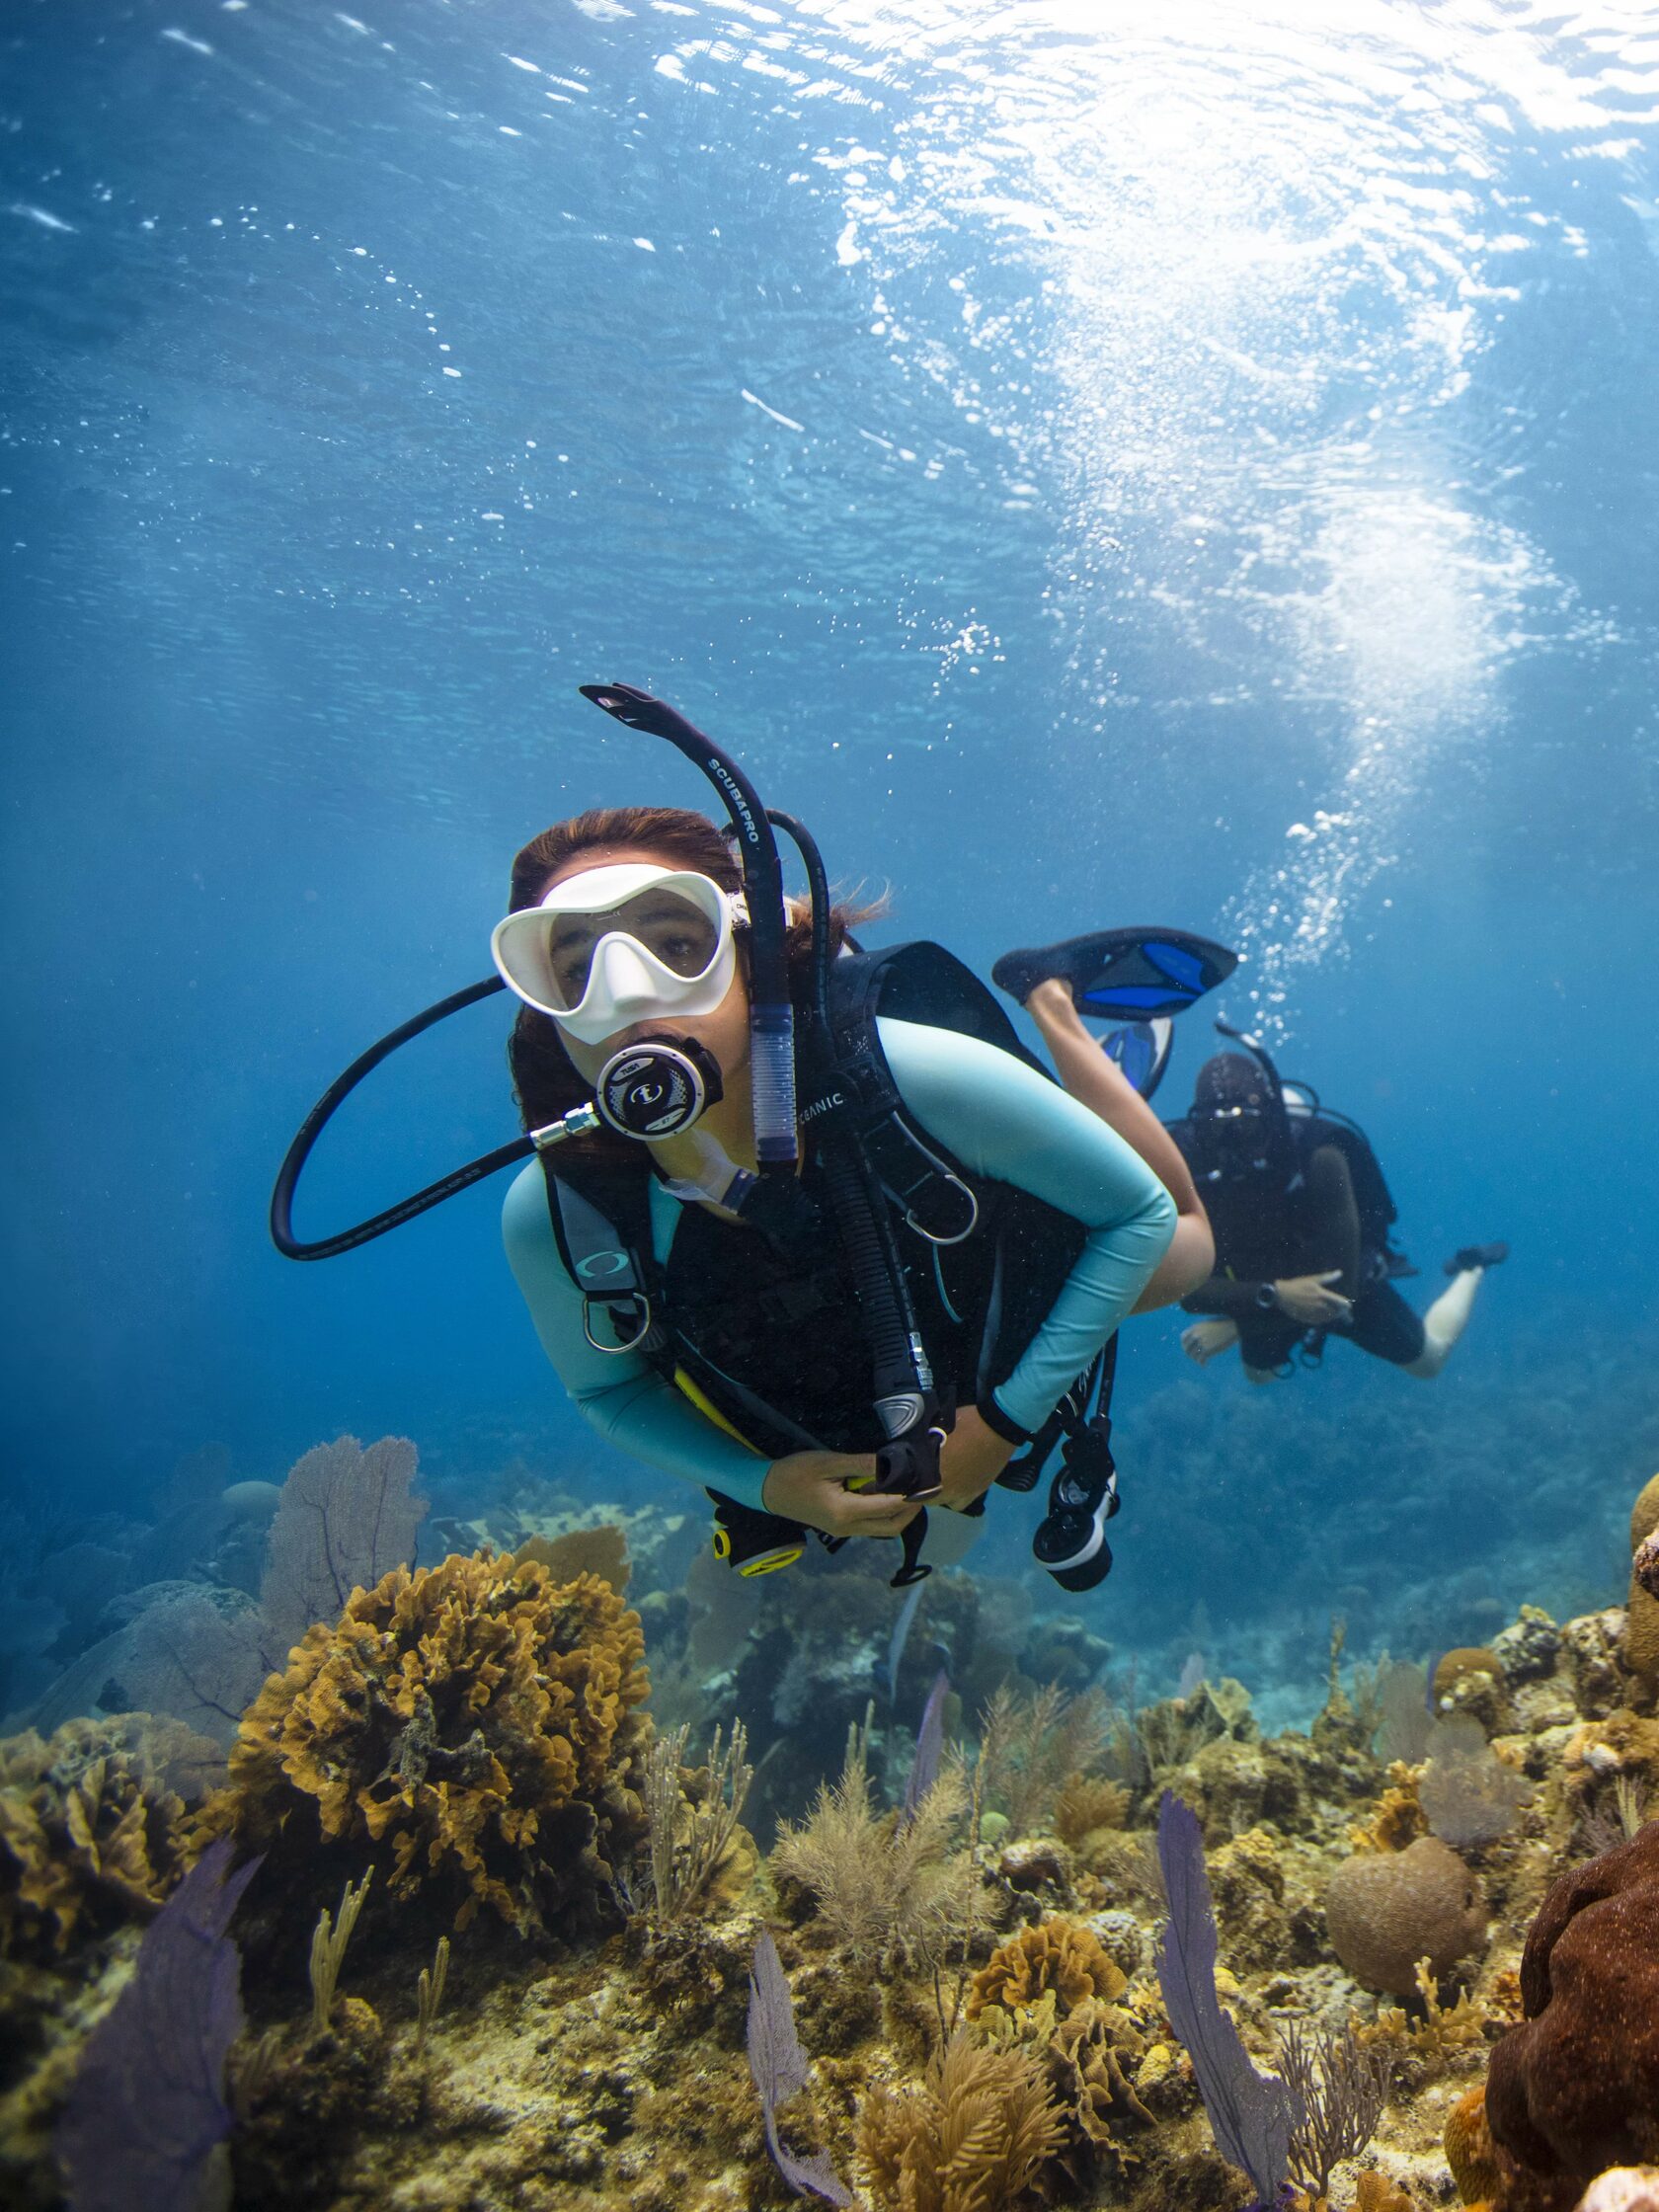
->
[1182, 1318, 1239, 1366]
[933, 1405, 1013, 1512]
[1272, 1271, 1352, 1326]
[761, 1450, 922, 1540]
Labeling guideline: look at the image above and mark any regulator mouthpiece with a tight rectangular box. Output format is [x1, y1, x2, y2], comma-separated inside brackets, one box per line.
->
[593, 1034, 723, 1141]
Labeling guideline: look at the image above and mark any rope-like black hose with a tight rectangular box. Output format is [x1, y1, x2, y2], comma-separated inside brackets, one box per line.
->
[767, 808, 934, 1427]
[270, 976, 532, 1260]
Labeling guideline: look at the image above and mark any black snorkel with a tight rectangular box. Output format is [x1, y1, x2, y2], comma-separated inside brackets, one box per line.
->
[578, 683, 799, 1175]
[1212, 1015, 1286, 1102]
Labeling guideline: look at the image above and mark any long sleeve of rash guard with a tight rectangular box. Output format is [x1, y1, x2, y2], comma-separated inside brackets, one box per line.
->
[501, 1163, 776, 1512]
[876, 1018, 1175, 1436]
[502, 1014, 1176, 1504]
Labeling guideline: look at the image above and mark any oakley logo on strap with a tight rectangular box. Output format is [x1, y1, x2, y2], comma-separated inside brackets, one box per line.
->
[577, 1249, 633, 1281]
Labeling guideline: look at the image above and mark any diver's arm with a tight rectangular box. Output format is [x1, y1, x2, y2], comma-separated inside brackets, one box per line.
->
[879, 1018, 1176, 1438]
[1180, 1148, 1360, 1324]
[1304, 1144, 1362, 1299]
[502, 1163, 776, 1513]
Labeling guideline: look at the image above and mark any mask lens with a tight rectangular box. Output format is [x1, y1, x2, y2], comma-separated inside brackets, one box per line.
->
[544, 885, 721, 1010]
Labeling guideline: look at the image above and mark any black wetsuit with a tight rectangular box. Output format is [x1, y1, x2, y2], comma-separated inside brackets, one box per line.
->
[1172, 1139, 1426, 1375]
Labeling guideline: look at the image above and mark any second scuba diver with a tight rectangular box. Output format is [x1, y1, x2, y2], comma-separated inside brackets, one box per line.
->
[1165, 1041, 1506, 1383]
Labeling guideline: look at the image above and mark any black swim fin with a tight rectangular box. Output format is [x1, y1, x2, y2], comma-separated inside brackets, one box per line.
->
[1444, 1240, 1509, 1276]
[991, 927, 1238, 1021]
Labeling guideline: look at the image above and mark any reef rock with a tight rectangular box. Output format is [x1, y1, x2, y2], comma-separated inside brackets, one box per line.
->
[1324, 1835, 1487, 1997]
[1486, 1824, 1659, 2205]
[1575, 2173, 1659, 2212]
[205, 1552, 651, 1935]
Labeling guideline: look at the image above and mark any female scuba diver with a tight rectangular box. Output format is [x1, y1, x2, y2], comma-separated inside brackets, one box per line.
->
[493, 810, 1222, 1590]
[270, 683, 1232, 1593]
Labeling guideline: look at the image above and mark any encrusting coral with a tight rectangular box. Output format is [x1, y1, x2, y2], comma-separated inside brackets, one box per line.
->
[1624, 1473, 1659, 1695]
[203, 1551, 651, 1934]
[1447, 2083, 1501, 2204]
[0, 1713, 217, 1957]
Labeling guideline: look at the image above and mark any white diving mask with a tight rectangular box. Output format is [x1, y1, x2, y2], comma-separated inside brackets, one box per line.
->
[491, 863, 746, 1045]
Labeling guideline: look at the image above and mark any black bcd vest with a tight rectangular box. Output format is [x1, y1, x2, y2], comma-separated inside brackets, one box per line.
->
[540, 942, 1089, 1460]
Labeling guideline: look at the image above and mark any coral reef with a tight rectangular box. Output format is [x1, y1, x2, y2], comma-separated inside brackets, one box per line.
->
[13, 1456, 1659, 2212]
[204, 1552, 651, 1935]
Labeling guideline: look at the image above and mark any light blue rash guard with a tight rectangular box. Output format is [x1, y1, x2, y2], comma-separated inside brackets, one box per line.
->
[502, 1016, 1176, 1514]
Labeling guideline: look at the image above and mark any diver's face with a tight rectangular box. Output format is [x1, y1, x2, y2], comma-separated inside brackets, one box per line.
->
[1196, 1083, 1275, 1173]
[540, 846, 751, 1086]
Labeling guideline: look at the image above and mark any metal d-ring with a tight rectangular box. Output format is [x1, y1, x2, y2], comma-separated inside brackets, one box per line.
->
[583, 1295, 653, 1354]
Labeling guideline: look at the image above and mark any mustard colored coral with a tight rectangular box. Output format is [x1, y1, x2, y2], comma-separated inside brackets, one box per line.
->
[966, 1913, 1127, 2019]
[208, 1552, 650, 1933]
[0, 1713, 212, 1957]
[1446, 2084, 1500, 2204]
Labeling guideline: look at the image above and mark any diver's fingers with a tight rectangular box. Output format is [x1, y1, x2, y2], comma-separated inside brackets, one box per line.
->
[1314, 1271, 1344, 1284]
[832, 1488, 922, 1535]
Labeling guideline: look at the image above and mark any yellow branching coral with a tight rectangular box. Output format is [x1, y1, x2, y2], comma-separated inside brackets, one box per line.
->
[858, 2033, 1066, 2212]
[1360, 1959, 1488, 2068]
[0, 1713, 215, 1956]
[1350, 1763, 1430, 1855]
[966, 1914, 1127, 2021]
[206, 1553, 650, 1933]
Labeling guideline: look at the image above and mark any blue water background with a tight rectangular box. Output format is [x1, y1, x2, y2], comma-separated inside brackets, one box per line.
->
[3, 0, 1657, 1702]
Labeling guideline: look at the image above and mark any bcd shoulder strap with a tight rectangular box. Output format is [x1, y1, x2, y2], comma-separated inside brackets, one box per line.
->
[818, 941, 1052, 1243]
[541, 1157, 662, 1356]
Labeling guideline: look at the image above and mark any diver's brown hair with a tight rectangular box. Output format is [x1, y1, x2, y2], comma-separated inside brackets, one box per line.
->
[505, 804, 878, 1149]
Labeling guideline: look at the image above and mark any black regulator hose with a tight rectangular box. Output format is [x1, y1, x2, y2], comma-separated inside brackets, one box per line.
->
[766, 808, 938, 1456]
[271, 977, 534, 1261]
[579, 683, 799, 1176]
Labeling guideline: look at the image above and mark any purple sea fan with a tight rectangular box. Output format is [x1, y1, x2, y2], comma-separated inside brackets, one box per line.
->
[1154, 1790, 1301, 2210]
[747, 1929, 855, 2206]
[56, 1840, 261, 2212]
[900, 1669, 950, 1830]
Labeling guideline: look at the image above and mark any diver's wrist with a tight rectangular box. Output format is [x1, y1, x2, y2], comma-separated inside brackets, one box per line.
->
[1255, 1283, 1280, 1311]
